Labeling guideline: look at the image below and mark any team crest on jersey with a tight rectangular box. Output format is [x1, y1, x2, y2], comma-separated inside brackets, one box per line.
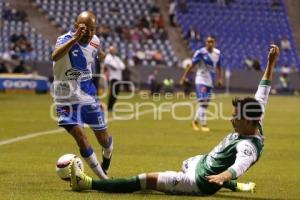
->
[65, 68, 92, 81]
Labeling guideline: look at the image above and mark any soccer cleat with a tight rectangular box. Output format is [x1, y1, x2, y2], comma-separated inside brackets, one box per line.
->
[236, 182, 256, 193]
[101, 155, 112, 175]
[192, 121, 200, 131]
[201, 126, 210, 132]
[70, 158, 92, 191]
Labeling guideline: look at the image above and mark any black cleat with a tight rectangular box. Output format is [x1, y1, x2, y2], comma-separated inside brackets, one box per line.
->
[101, 155, 112, 175]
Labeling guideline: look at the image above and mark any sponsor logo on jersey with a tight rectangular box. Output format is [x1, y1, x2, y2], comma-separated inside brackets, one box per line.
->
[90, 41, 99, 49]
[65, 68, 92, 81]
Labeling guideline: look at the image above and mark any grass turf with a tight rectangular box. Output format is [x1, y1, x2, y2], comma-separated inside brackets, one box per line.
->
[0, 92, 299, 200]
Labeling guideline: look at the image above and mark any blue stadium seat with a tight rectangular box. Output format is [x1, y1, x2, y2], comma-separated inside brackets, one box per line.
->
[176, 0, 299, 69]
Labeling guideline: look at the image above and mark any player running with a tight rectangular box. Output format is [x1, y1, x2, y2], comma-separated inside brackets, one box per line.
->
[180, 36, 223, 132]
[68, 45, 279, 195]
[51, 11, 112, 179]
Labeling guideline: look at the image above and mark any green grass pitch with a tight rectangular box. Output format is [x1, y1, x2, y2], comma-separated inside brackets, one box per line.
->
[0, 92, 299, 200]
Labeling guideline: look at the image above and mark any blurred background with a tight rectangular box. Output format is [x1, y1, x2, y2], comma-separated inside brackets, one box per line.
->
[0, 0, 299, 94]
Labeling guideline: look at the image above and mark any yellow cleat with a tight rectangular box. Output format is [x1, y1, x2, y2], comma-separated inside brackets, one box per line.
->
[236, 182, 256, 193]
[192, 121, 200, 131]
[201, 126, 210, 132]
[70, 158, 92, 191]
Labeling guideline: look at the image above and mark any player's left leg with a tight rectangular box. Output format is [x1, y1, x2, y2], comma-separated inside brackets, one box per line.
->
[81, 102, 113, 175]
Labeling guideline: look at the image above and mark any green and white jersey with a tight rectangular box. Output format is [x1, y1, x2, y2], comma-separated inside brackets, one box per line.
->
[195, 80, 271, 195]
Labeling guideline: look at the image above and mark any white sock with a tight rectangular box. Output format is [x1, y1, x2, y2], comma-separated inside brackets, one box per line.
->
[194, 106, 201, 122]
[199, 106, 207, 126]
[84, 152, 108, 179]
[138, 173, 147, 189]
[102, 136, 113, 159]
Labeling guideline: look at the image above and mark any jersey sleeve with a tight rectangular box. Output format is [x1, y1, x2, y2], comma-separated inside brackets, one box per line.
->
[192, 50, 203, 65]
[54, 34, 72, 49]
[255, 80, 272, 122]
[227, 140, 258, 179]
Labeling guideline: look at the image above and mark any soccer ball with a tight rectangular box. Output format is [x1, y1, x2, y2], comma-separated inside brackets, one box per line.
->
[55, 154, 84, 181]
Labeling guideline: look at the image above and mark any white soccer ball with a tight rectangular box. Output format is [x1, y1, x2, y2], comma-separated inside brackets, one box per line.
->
[56, 154, 84, 181]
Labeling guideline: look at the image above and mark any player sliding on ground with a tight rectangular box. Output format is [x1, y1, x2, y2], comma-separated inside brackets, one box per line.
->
[68, 45, 279, 196]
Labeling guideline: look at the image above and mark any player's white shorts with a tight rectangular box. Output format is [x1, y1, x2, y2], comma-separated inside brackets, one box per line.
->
[156, 155, 203, 195]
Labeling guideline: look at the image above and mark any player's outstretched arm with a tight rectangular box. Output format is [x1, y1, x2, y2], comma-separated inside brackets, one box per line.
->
[51, 24, 87, 61]
[254, 45, 280, 116]
[261, 45, 280, 82]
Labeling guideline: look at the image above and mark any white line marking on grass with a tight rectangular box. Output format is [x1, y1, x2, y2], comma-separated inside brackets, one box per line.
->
[0, 107, 161, 147]
[0, 128, 64, 146]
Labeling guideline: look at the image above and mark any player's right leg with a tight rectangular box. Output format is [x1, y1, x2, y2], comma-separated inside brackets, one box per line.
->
[70, 154, 203, 195]
[80, 102, 113, 175]
[93, 129, 113, 175]
[56, 104, 108, 179]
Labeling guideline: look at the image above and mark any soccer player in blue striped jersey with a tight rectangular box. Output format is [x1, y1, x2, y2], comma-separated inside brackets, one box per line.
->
[68, 45, 279, 196]
[51, 11, 112, 179]
[180, 36, 223, 132]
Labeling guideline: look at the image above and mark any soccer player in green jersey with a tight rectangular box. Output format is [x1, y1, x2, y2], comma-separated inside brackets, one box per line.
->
[68, 45, 279, 196]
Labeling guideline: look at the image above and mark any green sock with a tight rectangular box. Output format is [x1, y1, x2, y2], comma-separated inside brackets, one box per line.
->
[92, 176, 141, 193]
[223, 180, 237, 191]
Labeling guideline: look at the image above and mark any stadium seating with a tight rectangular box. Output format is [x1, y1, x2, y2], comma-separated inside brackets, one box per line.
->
[176, 0, 300, 69]
[0, 2, 52, 62]
[33, 0, 178, 67]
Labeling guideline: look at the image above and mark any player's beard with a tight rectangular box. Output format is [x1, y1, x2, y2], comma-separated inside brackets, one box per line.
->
[80, 35, 93, 44]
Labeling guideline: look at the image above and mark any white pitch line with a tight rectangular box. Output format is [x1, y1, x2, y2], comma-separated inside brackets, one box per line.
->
[0, 128, 64, 146]
[0, 107, 161, 147]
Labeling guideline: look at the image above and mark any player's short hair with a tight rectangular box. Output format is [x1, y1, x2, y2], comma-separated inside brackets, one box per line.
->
[206, 35, 216, 41]
[232, 97, 263, 124]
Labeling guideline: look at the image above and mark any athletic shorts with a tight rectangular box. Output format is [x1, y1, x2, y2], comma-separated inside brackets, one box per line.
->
[56, 102, 107, 131]
[156, 155, 204, 195]
[195, 84, 212, 101]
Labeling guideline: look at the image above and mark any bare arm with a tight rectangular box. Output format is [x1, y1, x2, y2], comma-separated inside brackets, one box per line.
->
[51, 24, 87, 61]
[216, 65, 223, 87]
[180, 63, 195, 85]
[262, 44, 280, 82]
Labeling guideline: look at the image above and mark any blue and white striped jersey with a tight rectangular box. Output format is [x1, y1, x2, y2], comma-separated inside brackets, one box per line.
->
[52, 31, 101, 104]
[192, 47, 221, 87]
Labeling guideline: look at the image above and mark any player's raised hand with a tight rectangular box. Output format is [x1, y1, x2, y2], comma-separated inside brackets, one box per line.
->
[73, 23, 87, 41]
[268, 44, 280, 67]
